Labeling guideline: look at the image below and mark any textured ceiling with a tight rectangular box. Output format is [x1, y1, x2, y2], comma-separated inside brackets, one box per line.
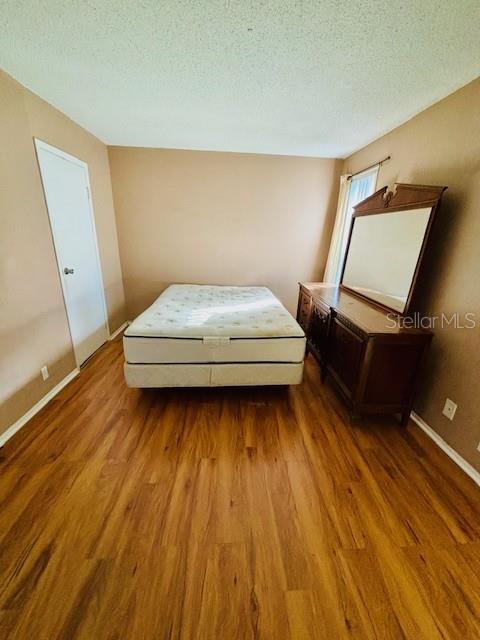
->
[2, 1, 480, 157]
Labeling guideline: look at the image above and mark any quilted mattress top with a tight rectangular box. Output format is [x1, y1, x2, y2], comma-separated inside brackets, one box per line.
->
[125, 284, 305, 339]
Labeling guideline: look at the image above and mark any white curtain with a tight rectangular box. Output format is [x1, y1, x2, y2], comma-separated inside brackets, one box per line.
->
[323, 174, 351, 283]
[323, 166, 379, 284]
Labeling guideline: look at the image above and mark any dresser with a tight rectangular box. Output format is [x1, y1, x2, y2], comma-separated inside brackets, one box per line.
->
[297, 283, 432, 425]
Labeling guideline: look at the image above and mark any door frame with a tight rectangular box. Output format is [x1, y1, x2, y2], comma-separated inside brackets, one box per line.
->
[34, 138, 110, 366]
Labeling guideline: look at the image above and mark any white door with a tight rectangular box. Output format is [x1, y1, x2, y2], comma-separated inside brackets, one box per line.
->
[35, 139, 109, 366]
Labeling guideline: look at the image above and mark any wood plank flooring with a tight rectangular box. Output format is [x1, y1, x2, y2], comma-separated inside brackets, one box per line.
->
[1, 337, 480, 639]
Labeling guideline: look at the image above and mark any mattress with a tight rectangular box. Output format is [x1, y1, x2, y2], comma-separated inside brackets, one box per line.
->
[124, 284, 306, 365]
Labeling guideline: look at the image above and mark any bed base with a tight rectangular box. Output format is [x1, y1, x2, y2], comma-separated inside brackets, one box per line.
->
[124, 362, 304, 387]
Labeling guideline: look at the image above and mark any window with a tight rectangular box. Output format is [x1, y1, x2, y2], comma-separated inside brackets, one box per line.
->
[324, 166, 379, 284]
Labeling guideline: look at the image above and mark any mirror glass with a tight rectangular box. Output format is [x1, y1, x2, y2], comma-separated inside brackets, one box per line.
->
[342, 207, 432, 312]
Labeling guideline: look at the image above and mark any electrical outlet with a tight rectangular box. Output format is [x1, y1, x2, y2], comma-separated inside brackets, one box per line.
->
[41, 365, 49, 381]
[442, 398, 457, 421]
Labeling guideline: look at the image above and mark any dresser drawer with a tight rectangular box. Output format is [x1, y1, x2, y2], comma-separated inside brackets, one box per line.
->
[309, 302, 329, 354]
[297, 290, 312, 331]
[328, 317, 365, 395]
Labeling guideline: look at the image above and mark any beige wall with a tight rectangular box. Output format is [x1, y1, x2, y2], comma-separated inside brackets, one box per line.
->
[108, 147, 342, 318]
[0, 70, 126, 438]
[344, 77, 480, 472]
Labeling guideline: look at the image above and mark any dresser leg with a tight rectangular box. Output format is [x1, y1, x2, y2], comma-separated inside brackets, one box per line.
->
[320, 363, 327, 383]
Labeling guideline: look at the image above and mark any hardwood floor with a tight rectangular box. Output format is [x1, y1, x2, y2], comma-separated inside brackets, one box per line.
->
[1, 338, 480, 639]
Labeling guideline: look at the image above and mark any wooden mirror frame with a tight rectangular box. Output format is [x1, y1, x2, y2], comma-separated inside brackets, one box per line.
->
[340, 183, 447, 315]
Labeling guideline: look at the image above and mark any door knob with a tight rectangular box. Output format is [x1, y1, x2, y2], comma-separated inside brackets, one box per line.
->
[63, 267, 74, 275]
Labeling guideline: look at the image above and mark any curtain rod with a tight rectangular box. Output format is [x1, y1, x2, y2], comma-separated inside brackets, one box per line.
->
[347, 155, 391, 180]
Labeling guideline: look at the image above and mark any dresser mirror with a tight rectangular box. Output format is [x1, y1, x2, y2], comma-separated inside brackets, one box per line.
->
[340, 183, 447, 314]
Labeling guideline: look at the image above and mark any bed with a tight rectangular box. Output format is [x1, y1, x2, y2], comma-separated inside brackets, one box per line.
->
[123, 284, 306, 387]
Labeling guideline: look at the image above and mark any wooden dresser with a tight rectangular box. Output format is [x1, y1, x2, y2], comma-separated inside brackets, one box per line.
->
[297, 283, 432, 425]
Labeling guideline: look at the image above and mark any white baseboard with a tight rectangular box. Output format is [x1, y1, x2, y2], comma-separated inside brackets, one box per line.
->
[0, 368, 80, 448]
[410, 411, 480, 487]
[110, 321, 129, 341]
